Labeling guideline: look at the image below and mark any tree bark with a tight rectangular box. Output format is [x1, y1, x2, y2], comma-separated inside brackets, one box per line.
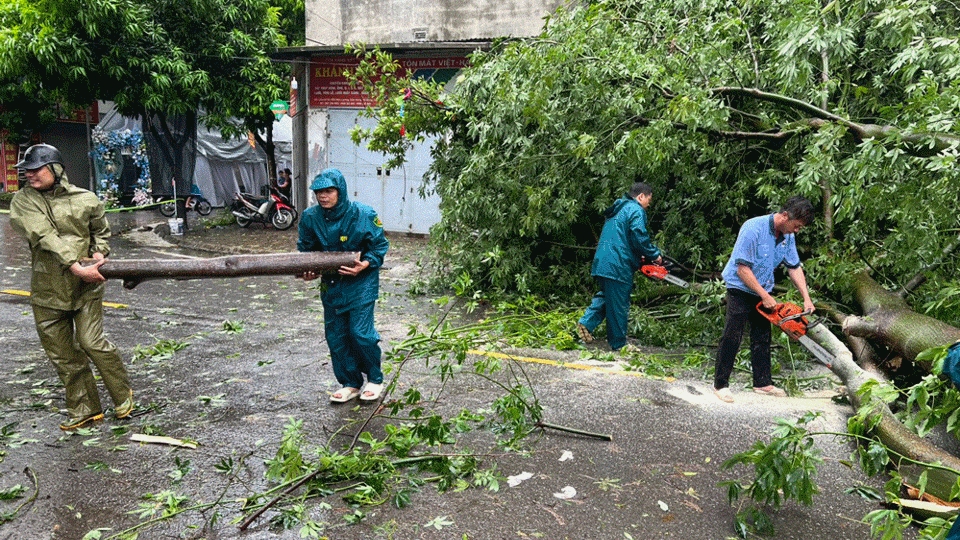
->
[808, 321, 960, 501]
[843, 271, 960, 369]
[95, 252, 360, 289]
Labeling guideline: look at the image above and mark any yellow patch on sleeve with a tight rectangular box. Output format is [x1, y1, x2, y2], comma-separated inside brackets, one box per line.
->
[340, 236, 348, 243]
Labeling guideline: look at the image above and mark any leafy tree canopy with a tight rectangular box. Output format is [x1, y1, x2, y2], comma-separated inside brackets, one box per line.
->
[351, 0, 960, 316]
[0, 0, 295, 141]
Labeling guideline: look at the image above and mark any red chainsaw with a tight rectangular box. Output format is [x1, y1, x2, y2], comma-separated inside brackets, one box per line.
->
[756, 302, 833, 368]
[640, 260, 690, 288]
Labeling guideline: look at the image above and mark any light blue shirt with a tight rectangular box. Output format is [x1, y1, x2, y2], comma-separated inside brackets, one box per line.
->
[722, 214, 801, 294]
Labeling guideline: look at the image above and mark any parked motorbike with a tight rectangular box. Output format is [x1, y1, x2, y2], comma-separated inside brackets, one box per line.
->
[231, 187, 298, 230]
[158, 195, 212, 217]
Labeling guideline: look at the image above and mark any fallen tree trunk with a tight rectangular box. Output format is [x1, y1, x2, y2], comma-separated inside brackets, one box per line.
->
[811, 271, 960, 500]
[92, 252, 360, 289]
[808, 321, 960, 501]
[843, 270, 960, 369]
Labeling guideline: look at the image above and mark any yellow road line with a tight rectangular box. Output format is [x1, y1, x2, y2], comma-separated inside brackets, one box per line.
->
[2, 289, 31, 297]
[1, 289, 127, 309]
[467, 348, 675, 382]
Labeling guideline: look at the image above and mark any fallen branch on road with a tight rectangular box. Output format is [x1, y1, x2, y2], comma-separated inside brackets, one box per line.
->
[87, 251, 360, 289]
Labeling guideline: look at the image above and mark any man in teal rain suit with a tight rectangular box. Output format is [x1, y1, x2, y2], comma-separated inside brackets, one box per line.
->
[577, 182, 662, 352]
[298, 168, 390, 403]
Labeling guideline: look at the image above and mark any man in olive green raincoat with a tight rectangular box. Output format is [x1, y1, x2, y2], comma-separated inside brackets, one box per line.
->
[10, 143, 133, 430]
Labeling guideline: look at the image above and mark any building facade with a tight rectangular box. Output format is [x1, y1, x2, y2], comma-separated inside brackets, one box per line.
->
[283, 0, 567, 234]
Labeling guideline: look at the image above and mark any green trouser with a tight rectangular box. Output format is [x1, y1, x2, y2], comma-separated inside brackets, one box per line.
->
[33, 301, 131, 420]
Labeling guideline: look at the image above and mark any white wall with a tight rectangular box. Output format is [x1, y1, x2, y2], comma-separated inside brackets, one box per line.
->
[305, 109, 440, 235]
[307, 0, 569, 46]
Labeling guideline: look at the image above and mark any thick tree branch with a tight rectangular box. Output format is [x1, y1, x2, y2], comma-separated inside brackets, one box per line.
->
[712, 86, 855, 127]
[712, 87, 960, 156]
[842, 317, 883, 340]
[625, 114, 809, 142]
[847, 270, 960, 369]
[809, 315, 960, 501]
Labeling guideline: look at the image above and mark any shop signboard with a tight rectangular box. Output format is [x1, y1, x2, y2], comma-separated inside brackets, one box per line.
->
[55, 102, 99, 124]
[309, 56, 469, 108]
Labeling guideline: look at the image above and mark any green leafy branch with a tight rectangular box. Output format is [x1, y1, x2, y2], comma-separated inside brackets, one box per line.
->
[722, 401, 960, 539]
[0, 467, 38, 525]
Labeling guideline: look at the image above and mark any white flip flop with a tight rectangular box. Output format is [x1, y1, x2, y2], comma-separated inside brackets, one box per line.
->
[360, 383, 384, 401]
[330, 387, 360, 403]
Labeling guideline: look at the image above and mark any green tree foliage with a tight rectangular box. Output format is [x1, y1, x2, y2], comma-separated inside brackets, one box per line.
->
[271, 0, 305, 48]
[351, 0, 960, 307]
[0, 0, 290, 147]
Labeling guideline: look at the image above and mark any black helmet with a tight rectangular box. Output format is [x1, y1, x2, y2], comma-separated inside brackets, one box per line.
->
[15, 144, 63, 170]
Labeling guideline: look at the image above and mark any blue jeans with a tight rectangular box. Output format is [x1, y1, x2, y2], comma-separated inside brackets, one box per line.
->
[579, 277, 633, 351]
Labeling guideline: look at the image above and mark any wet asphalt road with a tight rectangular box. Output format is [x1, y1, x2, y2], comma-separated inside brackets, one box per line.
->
[0, 208, 910, 539]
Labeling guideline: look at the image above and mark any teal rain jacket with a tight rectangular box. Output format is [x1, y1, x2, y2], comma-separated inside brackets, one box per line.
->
[590, 195, 661, 285]
[297, 168, 389, 312]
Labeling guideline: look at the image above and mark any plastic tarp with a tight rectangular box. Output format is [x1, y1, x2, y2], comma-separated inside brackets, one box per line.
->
[95, 110, 292, 208]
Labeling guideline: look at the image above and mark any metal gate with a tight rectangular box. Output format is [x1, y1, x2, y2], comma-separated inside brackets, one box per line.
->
[326, 109, 441, 234]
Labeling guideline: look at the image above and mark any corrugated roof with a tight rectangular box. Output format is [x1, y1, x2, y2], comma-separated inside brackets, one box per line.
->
[272, 41, 493, 59]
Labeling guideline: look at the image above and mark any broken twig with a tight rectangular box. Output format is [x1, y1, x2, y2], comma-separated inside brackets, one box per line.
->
[130, 434, 198, 449]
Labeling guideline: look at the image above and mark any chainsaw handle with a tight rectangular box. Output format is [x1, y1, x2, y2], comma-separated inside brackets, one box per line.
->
[780, 309, 813, 323]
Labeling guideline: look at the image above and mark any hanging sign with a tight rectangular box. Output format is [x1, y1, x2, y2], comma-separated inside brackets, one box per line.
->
[309, 55, 469, 108]
[269, 100, 288, 120]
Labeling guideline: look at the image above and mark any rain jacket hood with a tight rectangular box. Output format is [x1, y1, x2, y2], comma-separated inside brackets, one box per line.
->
[590, 194, 661, 284]
[603, 196, 632, 220]
[311, 168, 350, 221]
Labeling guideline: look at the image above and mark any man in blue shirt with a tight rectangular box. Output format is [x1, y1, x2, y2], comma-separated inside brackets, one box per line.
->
[714, 196, 815, 403]
[577, 182, 662, 352]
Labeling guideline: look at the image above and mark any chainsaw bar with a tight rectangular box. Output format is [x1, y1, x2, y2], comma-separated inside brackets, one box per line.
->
[663, 274, 690, 288]
[797, 336, 833, 368]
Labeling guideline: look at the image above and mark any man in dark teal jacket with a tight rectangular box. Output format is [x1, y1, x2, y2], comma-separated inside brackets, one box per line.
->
[941, 340, 960, 539]
[298, 168, 390, 403]
[578, 182, 662, 352]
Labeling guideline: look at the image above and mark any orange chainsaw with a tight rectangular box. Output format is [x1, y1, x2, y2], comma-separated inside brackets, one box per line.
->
[640, 260, 690, 289]
[756, 302, 833, 368]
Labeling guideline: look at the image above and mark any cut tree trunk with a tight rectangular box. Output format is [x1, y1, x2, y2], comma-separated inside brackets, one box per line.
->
[809, 321, 960, 501]
[843, 270, 960, 370]
[93, 252, 360, 289]
[809, 270, 960, 500]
